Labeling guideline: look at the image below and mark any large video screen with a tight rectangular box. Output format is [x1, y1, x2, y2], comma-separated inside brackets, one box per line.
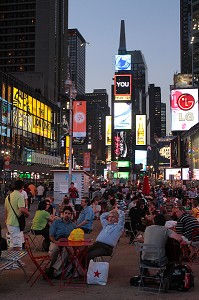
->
[165, 168, 181, 180]
[114, 103, 132, 129]
[170, 88, 198, 131]
[115, 55, 131, 71]
[135, 150, 147, 171]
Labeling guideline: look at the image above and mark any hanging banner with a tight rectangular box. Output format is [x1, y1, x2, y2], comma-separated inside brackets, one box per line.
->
[73, 101, 86, 137]
[83, 152, 90, 171]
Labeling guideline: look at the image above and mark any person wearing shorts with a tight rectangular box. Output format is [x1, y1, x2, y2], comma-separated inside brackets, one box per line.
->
[5, 180, 30, 250]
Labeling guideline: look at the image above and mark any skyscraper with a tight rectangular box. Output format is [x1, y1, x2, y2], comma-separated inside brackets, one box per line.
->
[68, 29, 86, 95]
[180, 0, 199, 85]
[0, 0, 68, 101]
[148, 84, 162, 144]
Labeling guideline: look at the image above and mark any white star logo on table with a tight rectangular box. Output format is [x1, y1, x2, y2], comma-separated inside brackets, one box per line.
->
[94, 270, 101, 278]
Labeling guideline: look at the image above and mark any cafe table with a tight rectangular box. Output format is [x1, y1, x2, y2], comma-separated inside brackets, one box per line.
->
[55, 238, 93, 287]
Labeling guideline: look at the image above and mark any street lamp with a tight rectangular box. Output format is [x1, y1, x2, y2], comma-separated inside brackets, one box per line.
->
[64, 79, 77, 188]
[80, 42, 91, 47]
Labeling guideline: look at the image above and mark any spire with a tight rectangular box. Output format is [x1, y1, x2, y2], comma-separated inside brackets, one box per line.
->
[118, 20, 126, 54]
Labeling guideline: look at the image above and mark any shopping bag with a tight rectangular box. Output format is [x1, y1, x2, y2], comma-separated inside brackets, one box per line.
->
[87, 260, 109, 285]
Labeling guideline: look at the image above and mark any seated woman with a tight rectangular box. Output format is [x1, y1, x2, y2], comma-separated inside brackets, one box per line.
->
[91, 196, 101, 219]
[31, 200, 54, 251]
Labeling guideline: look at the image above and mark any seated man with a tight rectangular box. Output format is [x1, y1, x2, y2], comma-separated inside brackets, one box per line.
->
[76, 197, 94, 233]
[140, 214, 182, 287]
[87, 209, 125, 262]
[45, 206, 76, 278]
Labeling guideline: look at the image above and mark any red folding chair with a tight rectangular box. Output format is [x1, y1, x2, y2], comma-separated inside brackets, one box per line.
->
[25, 237, 54, 287]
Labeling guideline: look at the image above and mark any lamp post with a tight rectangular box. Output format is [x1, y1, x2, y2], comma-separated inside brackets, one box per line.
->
[64, 79, 77, 188]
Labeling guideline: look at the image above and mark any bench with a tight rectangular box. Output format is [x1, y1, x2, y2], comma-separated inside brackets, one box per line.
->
[0, 250, 27, 276]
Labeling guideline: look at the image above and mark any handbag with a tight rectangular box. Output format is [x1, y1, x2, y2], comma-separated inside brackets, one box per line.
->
[8, 195, 26, 231]
[87, 260, 109, 285]
[75, 190, 79, 198]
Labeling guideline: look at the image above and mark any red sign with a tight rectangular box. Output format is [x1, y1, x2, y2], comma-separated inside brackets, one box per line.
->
[73, 101, 86, 137]
[83, 152, 90, 171]
[177, 93, 195, 110]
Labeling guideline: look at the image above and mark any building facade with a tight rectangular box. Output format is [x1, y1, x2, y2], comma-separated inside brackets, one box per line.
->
[0, 0, 68, 102]
[0, 71, 60, 185]
[180, 0, 199, 86]
[68, 29, 86, 95]
[148, 84, 162, 144]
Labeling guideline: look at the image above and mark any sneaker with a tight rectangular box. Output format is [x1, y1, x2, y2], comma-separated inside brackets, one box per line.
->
[18, 260, 25, 266]
[5, 263, 20, 270]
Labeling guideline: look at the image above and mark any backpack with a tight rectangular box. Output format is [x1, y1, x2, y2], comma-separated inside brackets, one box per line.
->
[170, 264, 194, 292]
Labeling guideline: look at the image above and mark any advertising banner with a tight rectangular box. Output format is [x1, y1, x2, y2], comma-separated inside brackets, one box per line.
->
[115, 55, 131, 71]
[13, 87, 52, 138]
[83, 152, 90, 171]
[73, 101, 86, 137]
[136, 115, 146, 145]
[114, 74, 132, 100]
[114, 103, 132, 129]
[114, 131, 128, 159]
[135, 150, 147, 171]
[158, 142, 171, 166]
[170, 88, 198, 131]
[105, 116, 112, 146]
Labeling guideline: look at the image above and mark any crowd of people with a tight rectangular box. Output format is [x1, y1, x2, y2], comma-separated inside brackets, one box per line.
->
[2, 179, 199, 286]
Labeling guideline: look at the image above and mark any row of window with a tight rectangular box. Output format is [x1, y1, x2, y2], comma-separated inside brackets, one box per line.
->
[0, 34, 35, 42]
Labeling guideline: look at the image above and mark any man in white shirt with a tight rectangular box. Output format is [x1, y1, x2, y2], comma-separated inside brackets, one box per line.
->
[37, 182, 44, 202]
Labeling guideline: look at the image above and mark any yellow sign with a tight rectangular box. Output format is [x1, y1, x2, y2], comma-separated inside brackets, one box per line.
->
[136, 115, 146, 146]
[65, 135, 70, 167]
[105, 116, 112, 146]
[13, 87, 52, 138]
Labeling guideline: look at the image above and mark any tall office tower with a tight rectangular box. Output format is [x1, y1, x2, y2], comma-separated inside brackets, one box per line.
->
[0, 0, 68, 101]
[68, 29, 86, 95]
[111, 20, 149, 177]
[180, 0, 199, 85]
[75, 89, 110, 175]
[148, 84, 162, 144]
[161, 102, 166, 137]
[180, 0, 192, 74]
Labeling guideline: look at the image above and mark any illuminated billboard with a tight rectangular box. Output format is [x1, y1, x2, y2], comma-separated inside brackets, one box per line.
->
[105, 116, 112, 146]
[115, 55, 131, 71]
[114, 103, 132, 129]
[117, 160, 130, 167]
[165, 168, 181, 180]
[182, 168, 189, 180]
[135, 150, 147, 171]
[114, 74, 132, 100]
[113, 172, 129, 179]
[170, 88, 198, 131]
[13, 87, 52, 138]
[73, 101, 86, 137]
[136, 115, 146, 145]
[193, 169, 199, 180]
[114, 131, 128, 159]
[174, 74, 192, 88]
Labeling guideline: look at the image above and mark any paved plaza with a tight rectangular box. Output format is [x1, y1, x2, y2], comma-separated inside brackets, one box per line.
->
[0, 201, 199, 300]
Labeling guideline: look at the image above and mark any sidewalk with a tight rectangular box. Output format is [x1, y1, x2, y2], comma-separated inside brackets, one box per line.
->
[0, 202, 199, 299]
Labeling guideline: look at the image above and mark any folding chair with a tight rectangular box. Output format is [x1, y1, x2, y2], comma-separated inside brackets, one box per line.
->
[125, 217, 137, 243]
[27, 229, 44, 251]
[25, 237, 53, 287]
[190, 228, 199, 261]
[135, 243, 168, 295]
